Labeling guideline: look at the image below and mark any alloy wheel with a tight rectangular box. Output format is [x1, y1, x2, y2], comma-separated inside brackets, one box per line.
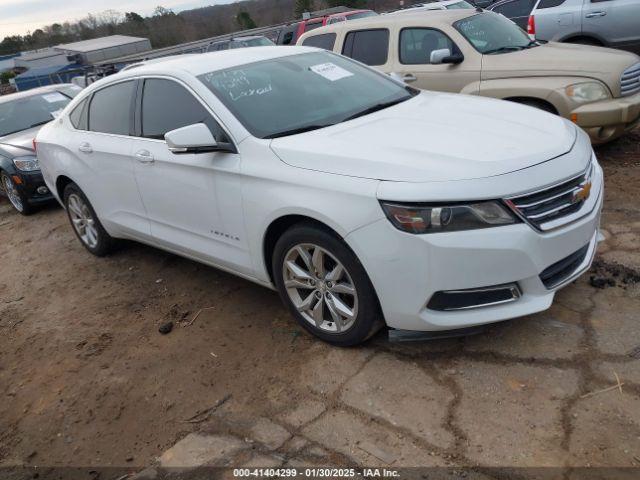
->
[67, 193, 99, 249]
[282, 243, 358, 333]
[2, 174, 24, 212]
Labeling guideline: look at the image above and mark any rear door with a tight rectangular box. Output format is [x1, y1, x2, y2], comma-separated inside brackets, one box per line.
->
[582, 0, 640, 51]
[72, 80, 151, 238]
[391, 27, 481, 93]
[129, 77, 250, 273]
[341, 28, 393, 72]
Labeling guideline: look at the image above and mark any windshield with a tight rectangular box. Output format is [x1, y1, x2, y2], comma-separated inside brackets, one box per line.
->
[446, 1, 473, 9]
[346, 11, 378, 20]
[198, 51, 415, 139]
[0, 91, 72, 137]
[234, 37, 274, 47]
[454, 12, 536, 54]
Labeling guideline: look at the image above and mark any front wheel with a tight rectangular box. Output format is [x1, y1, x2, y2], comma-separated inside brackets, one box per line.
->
[63, 182, 115, 257]
[273, 224, 383, 346]
[1, 172, 33, 215]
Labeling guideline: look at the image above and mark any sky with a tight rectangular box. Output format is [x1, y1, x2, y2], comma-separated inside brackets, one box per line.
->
[0, 0, 230, 37]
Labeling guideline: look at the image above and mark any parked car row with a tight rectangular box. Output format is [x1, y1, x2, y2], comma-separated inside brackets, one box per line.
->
[0, 2, 631, 346]
[298, 9, 640, 144]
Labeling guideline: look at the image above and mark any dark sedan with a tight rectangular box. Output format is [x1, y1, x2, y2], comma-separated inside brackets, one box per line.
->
[0, 84, 80, 215]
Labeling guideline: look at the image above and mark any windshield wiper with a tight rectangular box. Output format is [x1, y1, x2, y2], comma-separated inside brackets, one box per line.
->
[29, 119, 52, 128]
[523, 40, 539, 49]
[483, 46, 525, 54]
[341, 97, 410, 123]
[263, 124, 332, 139]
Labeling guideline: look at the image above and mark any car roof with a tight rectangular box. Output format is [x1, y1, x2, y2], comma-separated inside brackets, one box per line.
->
[302, 9, 479, 35]
[0, 84, 73, 105]
[105, 46, 320, 80]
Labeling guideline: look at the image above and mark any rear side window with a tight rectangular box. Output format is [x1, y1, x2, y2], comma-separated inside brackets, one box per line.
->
[536, 0, 566, 8]
[494, 0, 536, 17]
[302, 33, 337, 50]
[400, 28, 457, 64]
[140, 79, 226, 141]
[304, 21, 324, 32]
[342, 29, 389, 66]
[88, 81, 135, 136]
[69, 97, 88, 130]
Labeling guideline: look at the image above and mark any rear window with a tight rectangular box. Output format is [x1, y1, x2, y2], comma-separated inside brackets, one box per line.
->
[342, 29, 389, 66]
[536, 0, 566, 8]
[302, 33, 337, 50]
[446, 1, 474, 9]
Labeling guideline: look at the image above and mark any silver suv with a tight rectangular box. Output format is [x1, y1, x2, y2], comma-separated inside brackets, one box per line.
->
[529, 0, 640, 54]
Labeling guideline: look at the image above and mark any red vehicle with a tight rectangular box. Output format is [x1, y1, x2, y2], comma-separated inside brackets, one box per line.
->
[276, 10, 377, 45]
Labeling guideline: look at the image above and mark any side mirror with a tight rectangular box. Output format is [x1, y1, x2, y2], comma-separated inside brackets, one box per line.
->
[430, 48, 464, 65]
[165, 123, 235, 154]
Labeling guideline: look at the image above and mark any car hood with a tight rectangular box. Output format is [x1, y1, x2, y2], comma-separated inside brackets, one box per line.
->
[0, 126, 39, 157]
[270, 92, 576, 183]
[481, 42, 640, 97]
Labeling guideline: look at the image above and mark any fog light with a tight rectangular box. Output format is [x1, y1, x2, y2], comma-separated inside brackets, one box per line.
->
[427, 283, 521, 311]
[37, 186, 49, 194]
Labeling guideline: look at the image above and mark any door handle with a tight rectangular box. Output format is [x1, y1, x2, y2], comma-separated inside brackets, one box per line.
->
[78, 142, 93, 154]
[402, 73, 417, 83]
[585, 11, 607, 18]
[135, 150, 155, 164]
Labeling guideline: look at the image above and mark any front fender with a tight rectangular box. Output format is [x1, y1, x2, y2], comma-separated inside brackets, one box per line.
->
[478, 76, 605, 118]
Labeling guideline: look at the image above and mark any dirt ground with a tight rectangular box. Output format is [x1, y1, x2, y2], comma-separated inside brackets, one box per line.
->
[1, 129, 639, 475]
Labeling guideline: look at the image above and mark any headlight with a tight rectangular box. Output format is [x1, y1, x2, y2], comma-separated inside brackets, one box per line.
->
[380, 201, 517, 234]
[565, 82, 610, 103]
[13, 155, 40, 172]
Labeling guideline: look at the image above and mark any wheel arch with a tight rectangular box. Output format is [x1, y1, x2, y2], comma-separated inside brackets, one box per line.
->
[55, 175, 75, 204]
[262, 214, 343, 285]
[560, 34, 606, 46]
[503, 96, 559, 114]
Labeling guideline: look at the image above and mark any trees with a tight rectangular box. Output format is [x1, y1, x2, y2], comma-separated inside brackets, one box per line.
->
[294, 0, 315, 18]
[236, 11, 257, 29]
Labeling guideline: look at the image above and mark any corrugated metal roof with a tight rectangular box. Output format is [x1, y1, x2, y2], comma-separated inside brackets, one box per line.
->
[56, 35, 149, 53]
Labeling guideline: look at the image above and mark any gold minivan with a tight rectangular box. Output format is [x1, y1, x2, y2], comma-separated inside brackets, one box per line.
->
[297, 10, 640, 144]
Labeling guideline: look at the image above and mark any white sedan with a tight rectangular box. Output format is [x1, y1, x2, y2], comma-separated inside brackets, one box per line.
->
[36, 46, 603, 346]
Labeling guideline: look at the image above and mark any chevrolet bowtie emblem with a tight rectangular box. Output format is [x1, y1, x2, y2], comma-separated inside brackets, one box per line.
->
[573, 181, 592, 203]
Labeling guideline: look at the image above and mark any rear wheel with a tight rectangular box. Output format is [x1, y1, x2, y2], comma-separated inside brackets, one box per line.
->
[63, 182, 115, 256]
[1, 172, 33, 215]
[273, 224, 383, 346]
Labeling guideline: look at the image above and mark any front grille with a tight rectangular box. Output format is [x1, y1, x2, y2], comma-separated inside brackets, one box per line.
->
[539, 244, 589, 289]
[621, 62, 640, 97]
[506, 163, 593, 231]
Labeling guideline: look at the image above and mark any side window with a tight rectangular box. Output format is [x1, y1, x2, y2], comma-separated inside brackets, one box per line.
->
[494, 0, 536, 17]
[342, 29, 389, 66]
[88, 81, 135, 136]
[399, 28, 457, 65]
[140, 79, 227, 142]
[536, 0, 567, 7]
[302, 33, 337, 50]
[69, 97, 88, 130]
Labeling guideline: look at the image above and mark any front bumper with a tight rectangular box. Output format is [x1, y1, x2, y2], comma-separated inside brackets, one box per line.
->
[12, 170, 54, 205]
[571, 91, 640, 144]
[345, 165, 604, 332]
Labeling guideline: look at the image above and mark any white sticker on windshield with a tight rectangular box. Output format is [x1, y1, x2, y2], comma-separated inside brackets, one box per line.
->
[41, 92, 67, 103]
[309, 63, 354, 82]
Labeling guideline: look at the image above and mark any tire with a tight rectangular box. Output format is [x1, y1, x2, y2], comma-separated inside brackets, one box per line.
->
[63, 182, 115, 257]
[272, 223, 384, 346]
[1, 171, 34, 215]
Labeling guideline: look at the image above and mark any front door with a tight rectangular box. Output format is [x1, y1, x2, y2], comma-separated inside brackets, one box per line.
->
[129, 77, 251, 274]
[390, 27, 481, 94]
[582, 0, 639, 52]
